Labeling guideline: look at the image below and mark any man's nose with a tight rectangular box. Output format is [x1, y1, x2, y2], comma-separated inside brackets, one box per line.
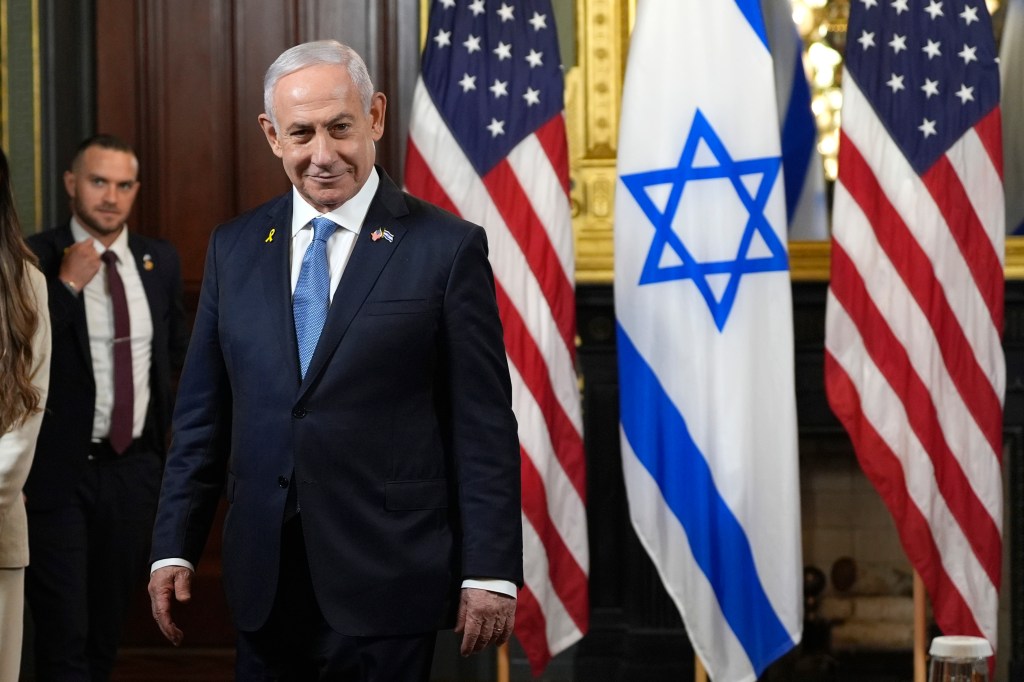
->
[311, 131, 334, 167]
[103, 183, 119, 203]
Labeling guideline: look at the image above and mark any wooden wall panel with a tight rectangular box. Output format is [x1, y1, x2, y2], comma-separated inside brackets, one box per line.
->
[95, 0, 142, 234]
[142, 0, 236, 288]
[95, 0, 139, 145]
[375, 0, 422, 179]
[300, 0, 373, 55]
[233, 2, 297, 212]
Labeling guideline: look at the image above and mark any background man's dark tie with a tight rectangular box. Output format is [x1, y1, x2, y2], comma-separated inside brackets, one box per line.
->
[101, 250, 134, 454]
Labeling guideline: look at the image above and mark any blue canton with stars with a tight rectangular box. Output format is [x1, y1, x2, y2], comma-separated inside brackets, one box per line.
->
[847, 0, 999, 175]
[621, 110, 789, 332]
[421, 0, 564, 177]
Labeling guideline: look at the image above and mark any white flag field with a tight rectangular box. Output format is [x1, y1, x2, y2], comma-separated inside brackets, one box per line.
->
[614, 0, 804, 680]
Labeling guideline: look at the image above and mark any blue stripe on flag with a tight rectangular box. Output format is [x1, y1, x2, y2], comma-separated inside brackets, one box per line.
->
[616, 323, 795, 674]
[780, 44, 817, 225]
[735, 0, 770, 51]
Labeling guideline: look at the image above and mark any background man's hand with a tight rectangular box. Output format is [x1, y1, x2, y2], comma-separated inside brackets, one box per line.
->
[148, 566, 193, 646]
[454, 587, 516, 656]
[59, 240, 102, 292]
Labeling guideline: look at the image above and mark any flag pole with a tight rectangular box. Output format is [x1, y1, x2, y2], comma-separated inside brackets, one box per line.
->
[497, 642, 510, 682]
[914, 570, 926, 682]
[695, 656, 708, 682]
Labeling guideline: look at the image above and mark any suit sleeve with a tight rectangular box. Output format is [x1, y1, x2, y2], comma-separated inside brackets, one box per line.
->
[27, 234, 80, 339]
[442, 226, 523, 587]
[150, 231, 231, 566]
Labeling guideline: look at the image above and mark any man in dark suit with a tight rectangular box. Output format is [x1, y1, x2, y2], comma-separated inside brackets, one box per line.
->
[148, 40, 522, 679]
[25, 134, 188, 680]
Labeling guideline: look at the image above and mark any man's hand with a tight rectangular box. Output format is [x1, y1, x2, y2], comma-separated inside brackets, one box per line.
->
[148, 566, 193, 646]
[59, 240, 102, 292]
[454, 587, 516, 656]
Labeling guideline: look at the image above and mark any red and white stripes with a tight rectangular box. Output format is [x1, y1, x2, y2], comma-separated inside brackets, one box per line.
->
[406, 78, 589, 674]
[825, 77, 1004, 647]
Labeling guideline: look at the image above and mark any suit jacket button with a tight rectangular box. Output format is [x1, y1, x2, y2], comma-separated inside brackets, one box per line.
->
[278, 476, 289, 488]
[292, 407, 306, 419]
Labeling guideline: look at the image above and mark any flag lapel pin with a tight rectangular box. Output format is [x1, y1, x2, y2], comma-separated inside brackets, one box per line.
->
[371, 228, 394, 243]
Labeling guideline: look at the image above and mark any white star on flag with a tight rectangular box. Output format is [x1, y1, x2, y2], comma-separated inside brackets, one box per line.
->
[925, 0, 944, 19]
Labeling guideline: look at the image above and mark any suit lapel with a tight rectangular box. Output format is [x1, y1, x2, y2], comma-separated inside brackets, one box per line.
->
[258, 195, 300, 377]
[129, 235, 160, 320]
[56, 225, 93, 367]
[298, 171, 409, 396]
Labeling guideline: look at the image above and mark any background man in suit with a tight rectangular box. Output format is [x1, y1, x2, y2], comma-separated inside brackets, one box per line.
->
[25, 134, 188, 680]
[148, 40, 523, 680]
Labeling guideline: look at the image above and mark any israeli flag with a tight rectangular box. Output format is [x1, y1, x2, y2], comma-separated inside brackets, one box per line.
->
[614, 1, 803, 680]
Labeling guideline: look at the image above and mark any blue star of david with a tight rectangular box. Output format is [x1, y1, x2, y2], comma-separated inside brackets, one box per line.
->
[621, 109, 789, 331]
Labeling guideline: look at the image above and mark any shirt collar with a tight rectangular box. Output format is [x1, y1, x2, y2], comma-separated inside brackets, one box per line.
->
[290, 167, 379, 238]
[70, 216, 131, 262]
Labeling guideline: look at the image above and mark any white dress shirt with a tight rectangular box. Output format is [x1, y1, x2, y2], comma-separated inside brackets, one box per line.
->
[288, 170, 377, 300]
[70, 219, 154, 442]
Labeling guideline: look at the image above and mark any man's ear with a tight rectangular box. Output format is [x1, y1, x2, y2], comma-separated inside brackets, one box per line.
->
[369, 93, 387, 142]
[63, 170, 77, 198]
[258, 114, 285, 158]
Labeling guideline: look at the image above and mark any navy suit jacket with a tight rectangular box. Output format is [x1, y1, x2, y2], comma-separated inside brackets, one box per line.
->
[25, 225, 188, 509]
[151, 169, 523, 635]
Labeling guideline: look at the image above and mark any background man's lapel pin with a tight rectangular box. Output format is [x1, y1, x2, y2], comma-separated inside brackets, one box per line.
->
[143, 254, 155, 271]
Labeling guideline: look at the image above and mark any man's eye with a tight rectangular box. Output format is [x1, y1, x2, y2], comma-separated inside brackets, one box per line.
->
[91, 179, 106, 187]
[118, 183, 135, 191]
[331, 124, 349, 136]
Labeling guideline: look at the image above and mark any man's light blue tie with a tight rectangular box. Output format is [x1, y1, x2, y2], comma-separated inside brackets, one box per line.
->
[293, 216, 338, 379]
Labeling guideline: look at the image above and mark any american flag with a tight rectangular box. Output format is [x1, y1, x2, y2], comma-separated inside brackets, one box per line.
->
[404, 0, 588, 674]
[1004, 0, 1024, 234]
[825, 0, 1004, 652]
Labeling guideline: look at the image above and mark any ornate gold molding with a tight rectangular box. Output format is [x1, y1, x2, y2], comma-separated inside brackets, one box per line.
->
[0, 0, 42, 227]
[1004, 237, 1024, 280]
[788, 238, 1024, 282]
[789, 241, 832, 282]
[566, 0, 631, 284]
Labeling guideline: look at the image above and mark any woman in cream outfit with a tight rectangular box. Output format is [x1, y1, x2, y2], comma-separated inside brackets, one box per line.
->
[0, 147, 50, 681]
